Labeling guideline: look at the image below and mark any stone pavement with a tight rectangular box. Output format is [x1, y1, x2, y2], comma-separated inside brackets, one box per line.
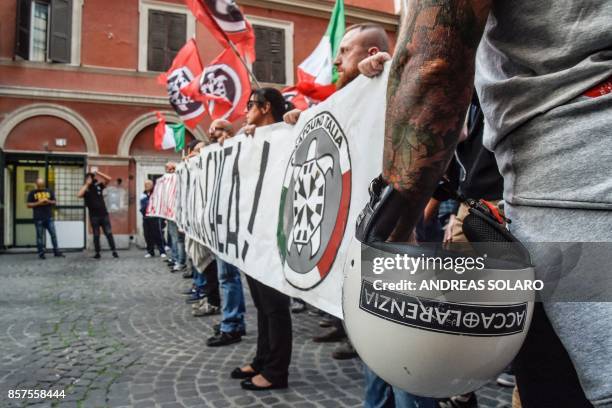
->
[0, 250, 513, 408]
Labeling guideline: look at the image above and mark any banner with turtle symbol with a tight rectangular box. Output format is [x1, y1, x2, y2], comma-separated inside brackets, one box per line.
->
[174, 67, 389, 318]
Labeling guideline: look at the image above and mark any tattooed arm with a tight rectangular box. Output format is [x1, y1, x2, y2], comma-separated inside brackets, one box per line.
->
[383, 0, 491, 241]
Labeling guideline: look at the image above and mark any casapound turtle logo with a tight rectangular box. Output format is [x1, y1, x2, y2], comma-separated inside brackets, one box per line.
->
[277, 112, 351, 290]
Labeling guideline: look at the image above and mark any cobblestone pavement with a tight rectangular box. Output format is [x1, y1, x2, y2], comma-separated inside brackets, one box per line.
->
[0, 250, 513, 408]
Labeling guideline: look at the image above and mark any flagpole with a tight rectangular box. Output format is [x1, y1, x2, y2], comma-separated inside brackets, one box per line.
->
[227, 40, 262, 89]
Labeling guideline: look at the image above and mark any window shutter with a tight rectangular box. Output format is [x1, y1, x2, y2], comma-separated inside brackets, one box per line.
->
[253, 25, 286, 84]
[166, 13, 186, 68]
[15, 0, 31, 59]
[147, 10, 186, 72]
[49, 0, 72, 63]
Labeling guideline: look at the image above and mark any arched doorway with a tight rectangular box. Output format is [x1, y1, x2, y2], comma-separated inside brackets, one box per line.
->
[0, 104, 96, 250]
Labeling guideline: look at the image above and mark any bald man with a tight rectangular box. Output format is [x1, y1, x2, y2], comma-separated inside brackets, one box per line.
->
[209, 119, 234, 145]
[284, 23, 390, 125]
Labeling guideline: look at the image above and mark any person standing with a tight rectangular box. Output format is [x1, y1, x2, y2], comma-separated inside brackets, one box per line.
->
[204, 119, 247, 345]
[27, 177, 64, 259]
[140, 179, 166, 258]
[231, 88, 293, 391]
[77, 171, 118, 259]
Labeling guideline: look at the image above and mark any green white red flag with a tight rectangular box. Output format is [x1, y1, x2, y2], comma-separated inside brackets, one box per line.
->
[154, 112, 186, 151]
[296, 0, 345, 101]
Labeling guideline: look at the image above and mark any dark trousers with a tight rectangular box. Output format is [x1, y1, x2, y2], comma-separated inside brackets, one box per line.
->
[90, 214, 116, 253]
[35, 218, 59, 256]
[246, 275, 292, 385]
[202, 260, 220, 307]
[142, 217, 164, 256]
[514, 303, 592, 407]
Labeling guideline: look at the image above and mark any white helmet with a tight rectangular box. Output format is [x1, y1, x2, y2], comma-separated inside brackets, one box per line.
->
[342, 237, 535, 398]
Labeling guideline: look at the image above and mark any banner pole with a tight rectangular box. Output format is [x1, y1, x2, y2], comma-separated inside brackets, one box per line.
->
[227, 40, 262, 89]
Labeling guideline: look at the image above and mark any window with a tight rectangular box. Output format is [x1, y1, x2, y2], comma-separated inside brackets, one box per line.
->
[248, 16, 294, 86]
[138, 0, 195, 73]
[147, 10, 186, 72]
[15, 0, 73, 63]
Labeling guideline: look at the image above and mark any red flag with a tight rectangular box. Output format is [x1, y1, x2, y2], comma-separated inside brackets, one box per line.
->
[185, 0, 255, 62]
[181, 47, 251, 122]
[282, 86, 318, 111]
[157, 39, 206, 129]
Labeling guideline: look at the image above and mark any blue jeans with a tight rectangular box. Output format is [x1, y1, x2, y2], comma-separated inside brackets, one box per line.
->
[35, 218, 59, 256]
[217, 260, 246, 333]
[167, 221, 185, 265]
[193, 264, 205, 289]
[364, 365, 438, 408]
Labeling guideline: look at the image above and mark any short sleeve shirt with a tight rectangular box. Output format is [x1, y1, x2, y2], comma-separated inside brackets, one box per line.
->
[84, 182, 108, 217]
[27, 188, 55, 221]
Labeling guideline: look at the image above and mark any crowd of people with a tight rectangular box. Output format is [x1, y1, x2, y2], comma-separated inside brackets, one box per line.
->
[25, 0, 611, 405]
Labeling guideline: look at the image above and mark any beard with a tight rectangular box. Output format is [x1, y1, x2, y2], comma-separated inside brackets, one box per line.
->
[336, 68, 360, 90]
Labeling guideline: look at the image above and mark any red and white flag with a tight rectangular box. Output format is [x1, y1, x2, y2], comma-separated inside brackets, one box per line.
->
[181, 47, 251, 122]
[157, 39, 206, 129]
[185, 0, 255, 62]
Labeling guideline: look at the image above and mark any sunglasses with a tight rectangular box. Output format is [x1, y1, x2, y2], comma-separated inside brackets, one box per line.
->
[246, 100, 263, 111]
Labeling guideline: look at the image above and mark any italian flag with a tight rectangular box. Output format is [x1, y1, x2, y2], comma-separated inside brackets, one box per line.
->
[154, 112, 185, 152]
[296, 0, 345, 101]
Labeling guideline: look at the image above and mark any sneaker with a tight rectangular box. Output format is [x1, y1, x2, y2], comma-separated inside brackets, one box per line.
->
[164, 257, 174, 264]
[93, 253, 101, 259]
[38, 254, 46, 260]
[438, 393, 477, 408]
[192, 301, 221, 317]
[206, 331, 242, 347]
[185, 291, 205, 304]
[160, 253, 167, 259]
[54, 252, 65, 258]
[144, 253, 153, 258]
[182, 286, 196, 296]
[332, 340, 358, 360]
[112, 251, 119, 258]
[173, 264, 187, 273]
[496, 372, 516, 388]
[291, 298, 307, 314]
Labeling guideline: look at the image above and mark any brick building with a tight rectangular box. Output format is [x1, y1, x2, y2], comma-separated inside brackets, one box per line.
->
[0, 0, 398, 251]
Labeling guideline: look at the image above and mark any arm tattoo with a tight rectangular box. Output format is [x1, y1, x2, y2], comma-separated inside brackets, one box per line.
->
[383, 0, 491, 240]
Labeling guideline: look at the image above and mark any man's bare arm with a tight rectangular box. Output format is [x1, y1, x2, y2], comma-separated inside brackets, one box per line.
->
[383, 0, 491, 240]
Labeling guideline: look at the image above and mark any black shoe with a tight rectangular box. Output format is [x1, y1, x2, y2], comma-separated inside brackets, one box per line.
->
[206, 331, 242, 347]
[213, 324, 246, 336]
[230, 367, 258, 379]
[313, 327, 346, 343]
[38, 254, 46, 260]
[112, 251, 119, 258]
[240, 378, 287, 391]
[54, 252, 65, 258]
[93, 253, 101, 259]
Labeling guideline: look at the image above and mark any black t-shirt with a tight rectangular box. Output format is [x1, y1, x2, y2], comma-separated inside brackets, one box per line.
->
[84, 182, 108, 217]
[27, 188, 55, 221]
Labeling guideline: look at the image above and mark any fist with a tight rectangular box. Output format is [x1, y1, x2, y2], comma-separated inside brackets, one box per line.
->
[244, 124, 257, 137]
[358, 52, 391, 78]
[283, 108, 303, 125]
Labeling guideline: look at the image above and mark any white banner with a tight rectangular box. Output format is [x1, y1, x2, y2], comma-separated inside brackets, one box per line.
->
[147, 173, 178, 221]
[173, 69, 388, 318]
